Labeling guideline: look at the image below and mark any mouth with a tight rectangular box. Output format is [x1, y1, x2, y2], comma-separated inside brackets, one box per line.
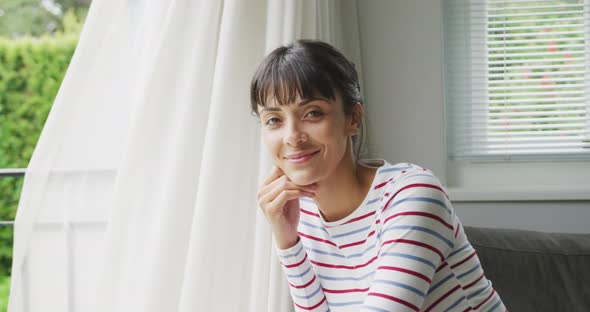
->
[285, 150, 320, 164]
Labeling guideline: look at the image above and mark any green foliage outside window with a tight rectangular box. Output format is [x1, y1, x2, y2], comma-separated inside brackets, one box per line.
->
[0, 7, 85, 310]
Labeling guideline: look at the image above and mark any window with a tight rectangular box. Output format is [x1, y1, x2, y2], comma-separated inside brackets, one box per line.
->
[0, 1, 91, 308]
[442, 0, 590, 200]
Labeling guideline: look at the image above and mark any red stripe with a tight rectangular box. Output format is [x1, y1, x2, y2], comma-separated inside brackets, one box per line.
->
[374, 178, 394, 190]
[342, 210, 376, 225]
[378, 265, 432, 283]
[288, 274, 316, 289]
[463, 307, 473, 312]
[339, 231, 376, 249]
[297, 232, 337, 246]
[462, 273, 485, 290]
[367, 292, 419, 311]
[323, 287, 369, 294]
[300, 208, 320, 218]
[282, 253, 307, 268]
[311, 256, 378, 269]
[383, 211, 453, 230]
[382, 193, 396, 213]
[436, 261, 448, 273]
[450, 251, 477, 269]
[294, 296, 327, 311]
[382, 238, 444, 261]
[473, 289, 496, 310]
[425, 285, 461, 312]
[455, 222, 461, 238]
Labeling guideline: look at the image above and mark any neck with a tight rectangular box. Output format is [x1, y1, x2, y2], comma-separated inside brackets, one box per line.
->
[313, 140, 376, 222]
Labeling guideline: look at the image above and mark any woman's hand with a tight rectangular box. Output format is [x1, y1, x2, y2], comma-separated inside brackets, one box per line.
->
[257, 165, 318, 249]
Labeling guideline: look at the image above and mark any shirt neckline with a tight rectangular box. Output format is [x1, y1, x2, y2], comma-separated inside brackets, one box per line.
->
[317, 158, 391, 227]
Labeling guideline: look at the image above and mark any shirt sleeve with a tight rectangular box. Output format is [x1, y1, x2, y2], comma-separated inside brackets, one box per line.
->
[360, 168, 456, 312]
[275, 236, 330, 312]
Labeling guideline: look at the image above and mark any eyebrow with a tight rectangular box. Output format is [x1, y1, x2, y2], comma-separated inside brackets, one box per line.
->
[259, 97, 325, 114]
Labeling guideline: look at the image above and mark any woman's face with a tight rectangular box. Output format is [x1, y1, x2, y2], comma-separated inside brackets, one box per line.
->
[257, 91, 357, 186]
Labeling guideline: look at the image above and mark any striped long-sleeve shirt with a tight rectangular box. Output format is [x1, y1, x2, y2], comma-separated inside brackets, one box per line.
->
[275, 160, 506, 312]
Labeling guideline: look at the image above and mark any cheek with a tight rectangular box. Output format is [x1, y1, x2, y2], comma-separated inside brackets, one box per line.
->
[261, 132, 282, 154]
[320, 120, 347, 145]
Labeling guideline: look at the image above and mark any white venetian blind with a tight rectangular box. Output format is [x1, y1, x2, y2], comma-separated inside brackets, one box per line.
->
[443, 0, 590, 162]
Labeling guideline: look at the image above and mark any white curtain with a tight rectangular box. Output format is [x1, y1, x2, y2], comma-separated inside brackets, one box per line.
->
[8, 0, 362, 311]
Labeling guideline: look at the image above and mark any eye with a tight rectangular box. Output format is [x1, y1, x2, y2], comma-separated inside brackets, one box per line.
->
[264, 110, 323, 127]
[265, 117, 281, 126]
[306, 110, 324, 118]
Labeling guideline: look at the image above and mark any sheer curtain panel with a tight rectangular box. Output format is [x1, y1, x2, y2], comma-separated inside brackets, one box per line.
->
[7, 0, 362, 311]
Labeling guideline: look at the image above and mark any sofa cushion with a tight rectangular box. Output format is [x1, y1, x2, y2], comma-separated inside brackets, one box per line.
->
[463, 226, 590, 312]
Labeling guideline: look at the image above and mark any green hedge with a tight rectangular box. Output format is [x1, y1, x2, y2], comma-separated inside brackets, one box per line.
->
[0, 31, 78, 276]
[0, 275, 9, 311]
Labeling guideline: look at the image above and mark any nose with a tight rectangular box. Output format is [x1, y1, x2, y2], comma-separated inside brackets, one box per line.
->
[283, 120, 307, 146]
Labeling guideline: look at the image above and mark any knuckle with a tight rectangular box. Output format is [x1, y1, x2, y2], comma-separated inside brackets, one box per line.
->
[280, 179, 289, 189]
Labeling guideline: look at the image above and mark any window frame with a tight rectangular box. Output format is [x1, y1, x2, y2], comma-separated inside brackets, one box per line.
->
[442, 0, 590, 201]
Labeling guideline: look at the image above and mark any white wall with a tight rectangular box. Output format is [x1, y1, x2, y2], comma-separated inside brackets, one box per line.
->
[356, 0, 590, 233]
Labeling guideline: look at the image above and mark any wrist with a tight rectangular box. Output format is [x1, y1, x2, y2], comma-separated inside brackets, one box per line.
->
[276, 235, 300, 250]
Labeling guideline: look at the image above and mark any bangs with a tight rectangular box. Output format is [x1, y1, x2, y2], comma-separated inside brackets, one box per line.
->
[250, 50, 336, 113]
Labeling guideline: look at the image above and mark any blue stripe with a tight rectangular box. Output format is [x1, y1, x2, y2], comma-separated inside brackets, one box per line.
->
[318, 271, 375, 282]
[449, 243, 470, 258]
[292, 283, 323, 300]
[302, 245, 346, 259]
[444, 296, 466, 312]
[486, 299, 503, 312]
[300, 220, 330, 234]
[379, 166, 412, 174]
[373, 279, 426, 297]
[347, 243, 378, 259]
[391, 196, 451, 215]
[383, 225, 454, 248]
[302, 240, 378, 261]
[399, 173, 435, 183]
[330, 301, 364, 307]
[367, 197, 381, 205]
[332, 225, 372, 239]
[428, 273, 454, 295]
[467, 280, 491, 300]
[287, 267, 311, 278]
[380, 252, 436, 270]
[457, 263, 481, 280]
[279, 244, 304, 259]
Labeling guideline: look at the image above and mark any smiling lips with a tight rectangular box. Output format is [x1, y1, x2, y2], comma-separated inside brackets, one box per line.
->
[285, 150, 320, 164]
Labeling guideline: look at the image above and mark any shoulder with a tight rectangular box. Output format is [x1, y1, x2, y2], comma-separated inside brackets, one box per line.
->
[375, 163, 457, 258]
[382, 162, 445, 193]
[378, 162, 454, 221]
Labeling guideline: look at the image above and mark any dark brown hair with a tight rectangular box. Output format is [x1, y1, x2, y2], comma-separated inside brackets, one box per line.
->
[249, 39, 366, 160]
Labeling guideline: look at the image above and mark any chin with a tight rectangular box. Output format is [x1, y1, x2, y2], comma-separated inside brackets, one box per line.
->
[283, 167, 317, 186]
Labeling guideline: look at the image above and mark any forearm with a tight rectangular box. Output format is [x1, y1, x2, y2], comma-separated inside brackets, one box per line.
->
[275, 237, 330, 312]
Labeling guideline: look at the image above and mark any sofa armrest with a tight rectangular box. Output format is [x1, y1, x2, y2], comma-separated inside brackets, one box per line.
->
[464, 226, 590, 312]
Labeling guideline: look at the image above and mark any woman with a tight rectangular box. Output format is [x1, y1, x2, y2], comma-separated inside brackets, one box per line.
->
[252, 39, 506, 312]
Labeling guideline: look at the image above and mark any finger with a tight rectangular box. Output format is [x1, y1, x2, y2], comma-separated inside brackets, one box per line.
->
[266, 189, 312, 215]
[259, 176, 297, 204]
[257, 172, 287, 202]
[260, 165, 284, 188]
[262, 171, 319, 197]
[259, 177, 316, 206]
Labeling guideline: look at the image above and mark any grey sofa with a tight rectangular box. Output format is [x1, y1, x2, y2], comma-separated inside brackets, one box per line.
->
[464, 226, 590, 311]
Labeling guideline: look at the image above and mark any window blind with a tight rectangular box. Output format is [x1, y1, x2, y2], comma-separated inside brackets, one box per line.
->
[443, 0, 590, 162]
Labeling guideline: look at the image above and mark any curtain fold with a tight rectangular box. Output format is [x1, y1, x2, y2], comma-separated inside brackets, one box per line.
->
[8, 0, 362, 311]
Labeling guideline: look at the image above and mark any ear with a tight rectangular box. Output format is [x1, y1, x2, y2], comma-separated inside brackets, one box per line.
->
[347, 102, 363, 136]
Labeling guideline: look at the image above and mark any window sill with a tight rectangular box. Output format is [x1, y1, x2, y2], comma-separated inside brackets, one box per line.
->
[447, 185, 590, 202]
